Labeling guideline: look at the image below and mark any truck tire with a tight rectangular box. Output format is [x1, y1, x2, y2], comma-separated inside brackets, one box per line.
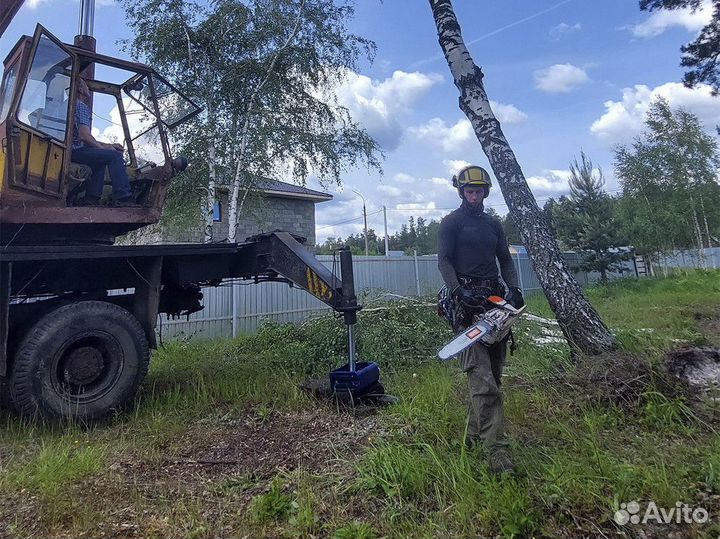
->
[8, 301, 150, 421]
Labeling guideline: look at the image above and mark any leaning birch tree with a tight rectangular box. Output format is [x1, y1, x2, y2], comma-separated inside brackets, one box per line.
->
[429, 0, 617, 354]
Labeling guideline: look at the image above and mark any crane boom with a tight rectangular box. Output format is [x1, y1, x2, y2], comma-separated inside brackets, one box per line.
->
[0, 0, 25, 37]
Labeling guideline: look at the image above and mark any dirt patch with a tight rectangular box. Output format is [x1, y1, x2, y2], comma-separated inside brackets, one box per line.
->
[695, 311, 720, 346]
[563, 353, 688, 411]
[665, 346, 720, 392]
[107, 405, 382, 493]
[11, 406, 383, 538]
[191, 409, 378, 477]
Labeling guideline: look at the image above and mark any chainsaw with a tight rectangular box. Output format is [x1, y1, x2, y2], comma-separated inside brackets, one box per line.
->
[437, 294, 526, 361]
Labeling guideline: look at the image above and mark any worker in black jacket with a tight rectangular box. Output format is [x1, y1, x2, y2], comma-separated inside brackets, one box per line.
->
[438, 164, 524, 474]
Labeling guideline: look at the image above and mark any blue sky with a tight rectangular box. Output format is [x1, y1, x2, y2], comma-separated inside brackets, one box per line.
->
[3, 0, 719, 242]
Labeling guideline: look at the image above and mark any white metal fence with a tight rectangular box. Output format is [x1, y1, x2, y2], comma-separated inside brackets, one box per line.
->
[651, 247, 720, 274]
[157, 249, 639, 340]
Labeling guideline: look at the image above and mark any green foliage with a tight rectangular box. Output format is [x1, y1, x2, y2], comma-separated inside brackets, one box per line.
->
[614, 98, 720, 256]
[121, 0, 382, 230]
[250, 477, 293, 523]
[3, 442, 105, 498]
[703, 438, 720, 492]
[641, 390, 696, 431]
[333, 521, 376, 539]
[289, 498, 319, 538]
[547, 152, 632, 281]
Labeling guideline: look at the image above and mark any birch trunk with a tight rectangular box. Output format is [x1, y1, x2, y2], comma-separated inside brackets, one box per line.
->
[204, 111, 217, 243]
[700, 195, 712, 248]
[693, 200, 703, 249]
[227, 105, 253, 243]
[429, 0, 616, 355]
[227, 0, 306, 243]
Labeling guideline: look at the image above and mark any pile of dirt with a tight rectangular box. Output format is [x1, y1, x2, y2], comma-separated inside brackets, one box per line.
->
[665, 346, 720, 393]
[563, 353, 688, 411]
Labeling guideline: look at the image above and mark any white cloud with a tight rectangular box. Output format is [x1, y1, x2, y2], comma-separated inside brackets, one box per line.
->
[409, 102, 526, 154]
[377, 184, 402, 197]
[629, 1, 712, 38]
[549, 22, 582, 40]
[409, 118, 475, 153]
[490, 100, 529, 123]
[590, 82, 720, 144]
[443, 159, 472, 175]
[525, 169, 572, 198]
[25, 0, 50, 8]
[335, 70, 442, 151]
[392, 172, 415, 183]
[95, 97, 165, 164]
[534, 63, 590, 93]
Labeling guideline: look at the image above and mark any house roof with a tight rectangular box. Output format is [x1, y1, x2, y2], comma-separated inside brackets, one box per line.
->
[256, 178, 333, 202]
[217, 178, 333, 202]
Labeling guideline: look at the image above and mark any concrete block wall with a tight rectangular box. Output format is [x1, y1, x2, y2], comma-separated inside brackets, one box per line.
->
[159, 193, 317, 246]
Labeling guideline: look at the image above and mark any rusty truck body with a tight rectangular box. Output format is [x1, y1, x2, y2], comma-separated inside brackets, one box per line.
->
[0, 25, 369, 421]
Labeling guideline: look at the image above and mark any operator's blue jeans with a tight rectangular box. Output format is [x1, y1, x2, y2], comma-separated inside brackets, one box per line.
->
[71, 146, 132, 200]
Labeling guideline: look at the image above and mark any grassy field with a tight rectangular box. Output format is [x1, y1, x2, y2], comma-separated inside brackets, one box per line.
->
[0, 269, 719, 538]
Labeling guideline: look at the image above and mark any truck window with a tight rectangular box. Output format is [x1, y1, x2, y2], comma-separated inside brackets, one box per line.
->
[0, 63, 18, 123]
[17, 35, 72, 142]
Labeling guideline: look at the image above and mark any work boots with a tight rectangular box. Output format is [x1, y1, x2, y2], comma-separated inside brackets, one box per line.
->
[488, 448, 515, 475]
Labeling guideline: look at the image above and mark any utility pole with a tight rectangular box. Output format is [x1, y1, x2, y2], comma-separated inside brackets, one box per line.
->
[383, 205, 389, 257]
[353, 189, 369, 256]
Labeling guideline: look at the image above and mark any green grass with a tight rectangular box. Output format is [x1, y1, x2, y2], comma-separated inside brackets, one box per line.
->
[0, 269, 718, 538]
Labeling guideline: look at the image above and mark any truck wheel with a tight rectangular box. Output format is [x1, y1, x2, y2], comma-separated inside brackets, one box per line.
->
[9, 301, 150, 421]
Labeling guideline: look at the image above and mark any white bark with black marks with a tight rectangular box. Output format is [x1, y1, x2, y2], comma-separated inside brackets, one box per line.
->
[429, 0, 617, 355]
[204, 103, 217, 244]
[227, 0, 306, 243]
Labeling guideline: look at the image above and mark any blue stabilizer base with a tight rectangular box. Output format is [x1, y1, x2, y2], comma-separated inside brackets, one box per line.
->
[330, 361, 381, 395]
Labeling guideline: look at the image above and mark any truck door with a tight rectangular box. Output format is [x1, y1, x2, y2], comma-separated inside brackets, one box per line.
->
[4, 25, 76, 198]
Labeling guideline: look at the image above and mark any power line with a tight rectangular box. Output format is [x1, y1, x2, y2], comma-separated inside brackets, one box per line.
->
[384, 188, 625, 213]
[316, 209, 383, 231]
[317, 187, 627, 234]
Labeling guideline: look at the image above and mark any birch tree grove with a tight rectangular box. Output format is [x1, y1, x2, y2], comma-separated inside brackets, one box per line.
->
[429, 0, 617, 355]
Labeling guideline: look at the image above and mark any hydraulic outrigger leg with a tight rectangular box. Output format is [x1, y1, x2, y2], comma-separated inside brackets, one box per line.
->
[238, 234, 392, 403]
[328, 247, 383, 400]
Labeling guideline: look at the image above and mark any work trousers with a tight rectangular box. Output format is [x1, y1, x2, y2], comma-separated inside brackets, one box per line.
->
[458, 339, 508, 451]
[71, 146, 132, 201]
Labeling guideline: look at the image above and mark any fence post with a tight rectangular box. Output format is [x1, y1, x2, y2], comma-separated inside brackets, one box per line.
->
[232, 280, 239, 338]
[413, 250, 421, 296]
[515, 252, 525, 295]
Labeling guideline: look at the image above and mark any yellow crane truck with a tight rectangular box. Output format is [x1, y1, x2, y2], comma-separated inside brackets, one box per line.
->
[0, 17, 381, 421]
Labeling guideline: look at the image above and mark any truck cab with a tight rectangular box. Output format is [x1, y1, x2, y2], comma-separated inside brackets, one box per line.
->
[0, 25, 200, 244]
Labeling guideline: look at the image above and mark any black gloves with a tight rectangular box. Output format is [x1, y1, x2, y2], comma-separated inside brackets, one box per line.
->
[452, 286, 476, 306]
[506, 286, 525, 309]
[453, 286, 491, 307]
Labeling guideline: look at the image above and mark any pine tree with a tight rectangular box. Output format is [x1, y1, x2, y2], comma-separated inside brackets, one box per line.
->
[563, 152, 631, 282]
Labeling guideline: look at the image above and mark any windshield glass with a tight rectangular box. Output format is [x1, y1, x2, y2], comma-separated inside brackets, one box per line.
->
[124, 73, 200, 129]
[18, 34, 72, 142]
[0, 62, 18, 123]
